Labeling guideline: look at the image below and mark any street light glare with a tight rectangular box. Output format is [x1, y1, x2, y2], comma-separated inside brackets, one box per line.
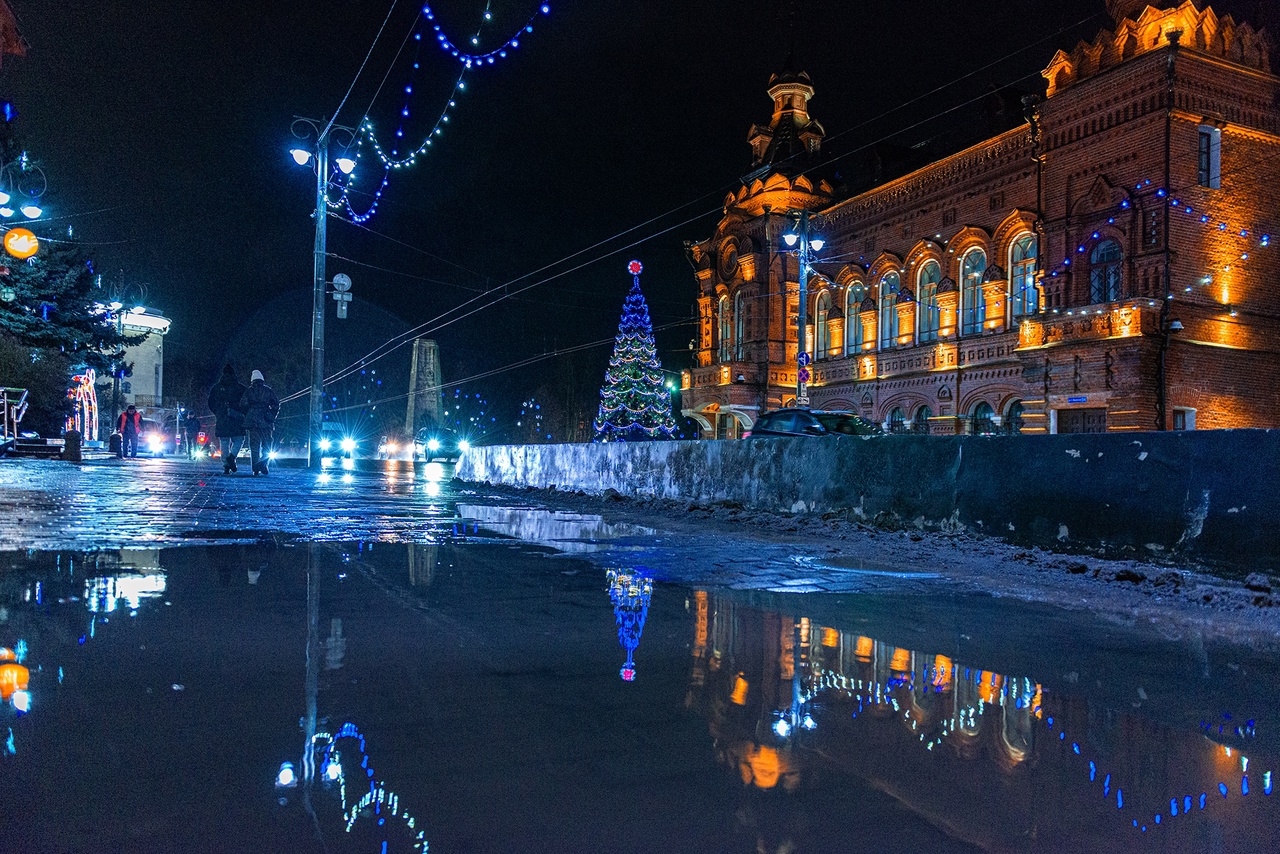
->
[340, 437, 356, 453]
[783, 233, 799, 247]
[290, 148, 313, 166]
[19, 204, 40, 219]
[335, 157, 356, 175]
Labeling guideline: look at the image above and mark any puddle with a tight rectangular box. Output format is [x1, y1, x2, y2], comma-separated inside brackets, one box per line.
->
[0, 542, 1276, 852]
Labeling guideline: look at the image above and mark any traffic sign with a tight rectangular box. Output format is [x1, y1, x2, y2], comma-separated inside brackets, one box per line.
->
[797, 352, 812, 367]
[797, 367, 810, 383]
[332, 273, 352, 292]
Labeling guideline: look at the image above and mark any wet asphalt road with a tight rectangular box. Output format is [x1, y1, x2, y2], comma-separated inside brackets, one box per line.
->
[0, 457, 1277, 852]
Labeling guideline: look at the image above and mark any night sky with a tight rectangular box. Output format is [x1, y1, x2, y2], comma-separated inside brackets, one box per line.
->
[2, 0, 1272, 427]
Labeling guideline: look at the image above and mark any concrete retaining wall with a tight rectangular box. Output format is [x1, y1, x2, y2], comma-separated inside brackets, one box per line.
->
[456, 430, 1280, 573]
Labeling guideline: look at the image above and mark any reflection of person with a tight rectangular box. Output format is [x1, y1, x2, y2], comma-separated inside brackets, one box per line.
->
[208, 364, 247, 474]
[240, 369, 280, 476]
[117, 404, 141, 458]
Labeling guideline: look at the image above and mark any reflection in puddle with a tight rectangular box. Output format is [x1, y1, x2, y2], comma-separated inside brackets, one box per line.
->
[606, 568, 653, 681]
[2, 541, 1278, 852]
[459, 504, 655, 552]
[687, 589, 1277, 851]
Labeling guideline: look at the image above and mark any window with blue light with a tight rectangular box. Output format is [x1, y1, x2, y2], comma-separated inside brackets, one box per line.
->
[1009, 233, 1038, 317]
[814, 291, 831, 359]
[961, 248, 987, 335]
[845, 283, 865, 354]
[917, 260, 941, 343]
[878, 272, 900, 350]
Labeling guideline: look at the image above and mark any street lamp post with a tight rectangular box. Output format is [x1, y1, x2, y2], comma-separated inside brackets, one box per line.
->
[781, 212, 824, 408]
[290, 118, 356, 468]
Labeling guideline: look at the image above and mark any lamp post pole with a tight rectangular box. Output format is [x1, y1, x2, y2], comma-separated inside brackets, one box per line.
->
[796, 211, 811, 408]
[309, 137, 329, 469]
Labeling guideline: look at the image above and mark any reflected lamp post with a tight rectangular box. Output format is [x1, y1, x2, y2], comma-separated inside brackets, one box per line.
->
[780, 212, 825, 408]
[290, 118, 357, 469]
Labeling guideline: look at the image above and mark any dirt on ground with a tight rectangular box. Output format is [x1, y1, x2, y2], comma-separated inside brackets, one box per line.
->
[474, 481, 1280, 651]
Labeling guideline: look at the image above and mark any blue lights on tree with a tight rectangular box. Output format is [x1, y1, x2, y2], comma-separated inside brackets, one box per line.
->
[593, 261, 677, 442]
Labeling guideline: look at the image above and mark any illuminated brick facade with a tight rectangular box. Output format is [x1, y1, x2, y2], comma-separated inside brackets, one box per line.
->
[684, 1, 1280, 437]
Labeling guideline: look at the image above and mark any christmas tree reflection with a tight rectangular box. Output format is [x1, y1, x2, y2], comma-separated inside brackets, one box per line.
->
[606, 568, 653, 681]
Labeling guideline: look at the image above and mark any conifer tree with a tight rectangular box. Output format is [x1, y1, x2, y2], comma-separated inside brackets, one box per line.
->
[593, 261, 677, 442]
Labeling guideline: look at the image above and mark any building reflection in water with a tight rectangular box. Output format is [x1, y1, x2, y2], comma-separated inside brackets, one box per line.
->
[686, 590, 1277, 852]
[606, 568, 653, 681]
[0, 549, 166, 757]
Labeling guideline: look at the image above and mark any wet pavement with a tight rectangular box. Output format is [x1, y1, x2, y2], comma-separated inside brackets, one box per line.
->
[0, 458, 1278, 851]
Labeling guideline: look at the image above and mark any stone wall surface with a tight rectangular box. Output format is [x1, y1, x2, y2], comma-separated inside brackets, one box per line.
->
[456, 430, 1280, 573]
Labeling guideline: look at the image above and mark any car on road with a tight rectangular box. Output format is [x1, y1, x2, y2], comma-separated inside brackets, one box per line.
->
[414, 427, 470, 461]
[745, 408, 883, 439]
[139, 419, 177, 456]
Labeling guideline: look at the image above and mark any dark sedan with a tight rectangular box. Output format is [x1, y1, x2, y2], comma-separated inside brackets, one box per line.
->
[413, 427, 471, 461]
[745, 408, 883, 438]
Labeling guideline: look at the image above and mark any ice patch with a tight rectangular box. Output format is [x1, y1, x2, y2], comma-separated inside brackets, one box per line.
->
[1058, 523, 1069, 541]
[1138, 451, 1148, 461]
[1066, 449, 1081, 458]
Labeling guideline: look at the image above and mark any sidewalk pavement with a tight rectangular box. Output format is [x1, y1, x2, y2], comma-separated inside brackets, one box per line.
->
[0, 456, 453, 551]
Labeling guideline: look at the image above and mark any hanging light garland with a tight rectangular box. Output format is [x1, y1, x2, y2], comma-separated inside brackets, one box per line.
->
[336, 3, 553, 222]
[425, 2, 551, 68]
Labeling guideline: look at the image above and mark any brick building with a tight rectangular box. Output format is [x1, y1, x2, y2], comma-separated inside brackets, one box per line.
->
[683, 0, 1280, 437]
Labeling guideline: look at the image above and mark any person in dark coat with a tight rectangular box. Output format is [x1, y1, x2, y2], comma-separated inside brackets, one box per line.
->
[207, 364, 247, 474]
[240, 369, 280, 476]
[117, 404, 141, 459]
[184, 410, 202, 458]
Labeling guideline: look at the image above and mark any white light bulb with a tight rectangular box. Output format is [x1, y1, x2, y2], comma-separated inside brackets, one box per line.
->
[290, 148, 312, 166]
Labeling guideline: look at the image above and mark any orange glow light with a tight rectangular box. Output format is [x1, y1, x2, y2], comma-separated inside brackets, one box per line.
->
[4, 228, 38, 259]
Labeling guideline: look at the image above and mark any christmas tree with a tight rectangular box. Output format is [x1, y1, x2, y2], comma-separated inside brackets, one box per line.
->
[593, 260, 677, 442]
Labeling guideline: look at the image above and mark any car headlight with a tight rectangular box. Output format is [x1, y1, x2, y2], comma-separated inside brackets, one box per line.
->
[319, 438, 331, 451]
[457, 439, 470, 452]
[340, 437, 356, 453]
[147, 435, 163, 451]
[427, 438, 441, 452]
[386, 442, 397, 453]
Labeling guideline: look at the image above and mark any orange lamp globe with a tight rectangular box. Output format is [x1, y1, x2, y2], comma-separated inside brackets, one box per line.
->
[0, 661, 28, 702]
[4, 227, 38, 259]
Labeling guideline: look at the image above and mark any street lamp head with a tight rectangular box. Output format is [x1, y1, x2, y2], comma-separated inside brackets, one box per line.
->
[0, 207, 12, 218]
[1169, 319, 1184, 332]
[290, 148, 313, 166]
[782, 232, 799, 248]
[19, 204, 41, 219]
[334, 157, 356, 175]
[809, 237, 825, 252]
[0, 191, 9, 205]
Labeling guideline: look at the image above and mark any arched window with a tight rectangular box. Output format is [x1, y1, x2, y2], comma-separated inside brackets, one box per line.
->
[1009, 234, 1038, 317]
[917, 260, 942, 343]
[1006, 400, 1025, 435]
[1089, 240, 1123, 304]
[888, 407, 905, 434]
[717, 295, 731, 362]
[878, 272, 900, 350]
[733, 291, 745, 360]
[972, 401, 996, 435]
[912, 405, 932, 434]
[814, 291, 831, 360]
[961, 248, 987, 335]
[845, 282, 866, 355]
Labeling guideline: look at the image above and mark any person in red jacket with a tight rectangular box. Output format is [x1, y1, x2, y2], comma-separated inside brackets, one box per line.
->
[117, 404, 142, 459]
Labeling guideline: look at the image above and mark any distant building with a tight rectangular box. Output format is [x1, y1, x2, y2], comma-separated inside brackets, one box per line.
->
[114, 306, 171, 410]
[684, 0, 1279, 437]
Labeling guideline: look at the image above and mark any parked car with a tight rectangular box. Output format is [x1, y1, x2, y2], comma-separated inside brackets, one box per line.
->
[138, 419, 177, 455]
[745, 408, 884, 439]
[413, 427, 470, 461]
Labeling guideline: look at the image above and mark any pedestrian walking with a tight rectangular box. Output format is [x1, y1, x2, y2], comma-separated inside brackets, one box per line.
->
[240, 369, 280, 476]
[117, 404, 141, 459]
[208, 364, 247, 474]
[184, 410, 202, 458]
